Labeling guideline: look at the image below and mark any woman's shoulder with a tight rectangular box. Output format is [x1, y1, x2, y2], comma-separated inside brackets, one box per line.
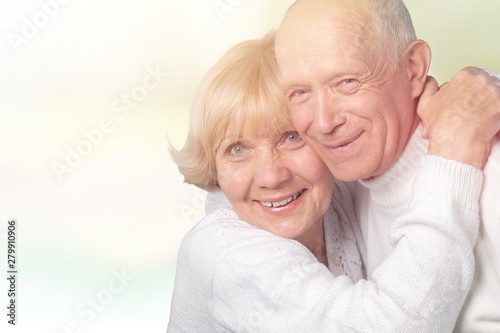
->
[179, 207, 247, 256]
[333, 180, 357, 205]
[182, 207, 261, 247]
[179, 206, 322, 273]
[325, 180, 366, 281]
[329, 180, 357, 223]
[178, 207, 282, 267]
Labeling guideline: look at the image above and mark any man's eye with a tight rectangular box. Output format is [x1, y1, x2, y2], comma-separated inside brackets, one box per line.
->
[293, 89, 307, 96]
[289, 89, 309, 104]
[338, 78, 359, 94]
[343, 78, 356, 85]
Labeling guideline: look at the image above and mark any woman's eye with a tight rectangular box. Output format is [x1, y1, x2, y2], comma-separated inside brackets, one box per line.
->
[229, 143, 245, 155]
[286, 131, 300, 142]
[281, 131, 304, 150]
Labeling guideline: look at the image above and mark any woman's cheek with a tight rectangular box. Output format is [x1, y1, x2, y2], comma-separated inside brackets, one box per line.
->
[217, 164, 249, 200]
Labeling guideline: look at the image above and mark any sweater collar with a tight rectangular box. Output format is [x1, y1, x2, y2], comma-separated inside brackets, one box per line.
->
[358, 124, 428, 207]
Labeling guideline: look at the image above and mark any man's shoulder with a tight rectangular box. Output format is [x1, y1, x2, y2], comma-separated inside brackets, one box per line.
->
[479, 138, 500, 207]
[485, 69, 500, 80]
[485, 137, 500, 171]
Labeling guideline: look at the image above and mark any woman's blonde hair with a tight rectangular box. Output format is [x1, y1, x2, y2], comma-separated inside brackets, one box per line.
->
[170, 31, 293, 190]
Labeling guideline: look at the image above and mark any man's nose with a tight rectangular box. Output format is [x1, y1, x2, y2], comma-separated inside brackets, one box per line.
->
[312, 89, 345, 134]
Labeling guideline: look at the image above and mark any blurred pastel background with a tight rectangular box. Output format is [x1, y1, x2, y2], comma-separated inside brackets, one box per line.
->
[0, 0, 498, 332]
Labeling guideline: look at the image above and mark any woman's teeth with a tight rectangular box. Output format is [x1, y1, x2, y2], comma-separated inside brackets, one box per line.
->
[260, 190, 304, 208]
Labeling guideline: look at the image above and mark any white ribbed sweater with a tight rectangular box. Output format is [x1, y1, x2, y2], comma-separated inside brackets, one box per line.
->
[168, 156, 482, 332]
[358, 125, 500, 332]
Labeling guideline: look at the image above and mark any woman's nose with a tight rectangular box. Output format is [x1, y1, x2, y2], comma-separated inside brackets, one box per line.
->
[253, 153, 292, 189]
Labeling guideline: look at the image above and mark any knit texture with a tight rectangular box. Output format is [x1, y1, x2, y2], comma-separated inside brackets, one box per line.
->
[358, 123, 500, 332]
[168, 160, 482, 332]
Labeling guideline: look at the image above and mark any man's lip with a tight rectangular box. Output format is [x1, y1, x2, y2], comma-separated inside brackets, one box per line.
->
[324, 132, 363, 150]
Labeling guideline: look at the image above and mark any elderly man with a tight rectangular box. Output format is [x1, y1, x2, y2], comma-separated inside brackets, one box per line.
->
[275, 0, 500, 331]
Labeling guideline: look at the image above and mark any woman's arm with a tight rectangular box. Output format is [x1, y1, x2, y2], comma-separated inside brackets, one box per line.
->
[210, 156, 481, 332]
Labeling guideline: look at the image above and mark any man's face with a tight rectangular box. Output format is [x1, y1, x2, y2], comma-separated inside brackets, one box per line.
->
[275, 4, 419, 181]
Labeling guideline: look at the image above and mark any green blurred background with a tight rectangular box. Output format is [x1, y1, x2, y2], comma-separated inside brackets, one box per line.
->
[0, 0, 498, 332]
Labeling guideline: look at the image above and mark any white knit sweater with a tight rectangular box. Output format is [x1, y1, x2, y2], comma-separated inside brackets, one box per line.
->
[168, 156, 482, 332]
[358, 124, 500, 332]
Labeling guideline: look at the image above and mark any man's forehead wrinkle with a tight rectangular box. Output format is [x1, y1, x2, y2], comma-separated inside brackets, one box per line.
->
[277, 10, 370, 50]
[276, 2, 373, 90]
[283, 0, 370, 23]
[277, 23, 367, 67]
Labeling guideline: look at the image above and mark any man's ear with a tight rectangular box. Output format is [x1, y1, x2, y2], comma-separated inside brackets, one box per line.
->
[403, 40, 431, 99]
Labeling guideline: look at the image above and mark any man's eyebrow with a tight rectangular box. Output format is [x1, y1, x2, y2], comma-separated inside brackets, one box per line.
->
[280, 79, 310, 93]
[281, 70, 361, 92]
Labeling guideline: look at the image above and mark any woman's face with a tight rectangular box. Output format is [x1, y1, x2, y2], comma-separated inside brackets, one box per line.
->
[216, 128, 334, 241]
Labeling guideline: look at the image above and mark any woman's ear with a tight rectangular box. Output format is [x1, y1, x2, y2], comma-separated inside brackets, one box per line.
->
[404, 40, 432, 99]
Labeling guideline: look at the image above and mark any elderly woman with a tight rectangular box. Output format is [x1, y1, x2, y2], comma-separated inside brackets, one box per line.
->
[167, 31, 489, 332]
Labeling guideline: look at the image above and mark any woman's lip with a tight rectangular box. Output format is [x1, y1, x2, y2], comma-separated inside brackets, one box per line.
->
[262, 189, 303, 202]
[256, 189, 305, 212]
[255, 189, 305, 213]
